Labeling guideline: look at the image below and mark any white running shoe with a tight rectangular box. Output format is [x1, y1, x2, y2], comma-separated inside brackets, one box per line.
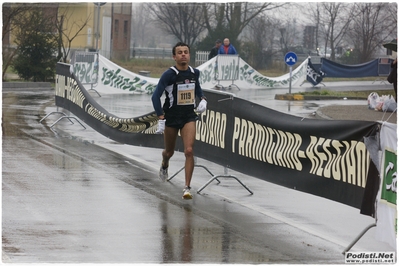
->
[182, 186, 193, 200]
[159, 166, 168, 182]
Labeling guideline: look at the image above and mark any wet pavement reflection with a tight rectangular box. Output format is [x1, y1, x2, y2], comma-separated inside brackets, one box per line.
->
[158, 201, 273, 263]
[2, 86, 393, 263]
[2, 89, 279, 263]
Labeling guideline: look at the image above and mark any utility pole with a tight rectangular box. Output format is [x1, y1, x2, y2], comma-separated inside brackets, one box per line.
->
[94, 2, 106, 52]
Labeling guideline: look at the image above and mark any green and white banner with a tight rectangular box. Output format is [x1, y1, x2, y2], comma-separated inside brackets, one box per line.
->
[72, 54, 308, 94]
[375, 122, 397, 249]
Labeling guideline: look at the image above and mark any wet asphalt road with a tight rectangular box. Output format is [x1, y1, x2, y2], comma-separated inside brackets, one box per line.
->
[2, 84, 395, 263]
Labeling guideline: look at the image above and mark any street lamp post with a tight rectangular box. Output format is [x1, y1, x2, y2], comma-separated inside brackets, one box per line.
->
[94, 2, 106, 52]
[324, 24, 329, 58]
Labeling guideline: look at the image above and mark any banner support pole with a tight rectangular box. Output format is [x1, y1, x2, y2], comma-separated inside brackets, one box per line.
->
[197, 166, 253, 195]
[167, 157, 220, 184]
[289, 66, 292, 94]
[167, 157, 253, 195]
[342, 222, 376, 254]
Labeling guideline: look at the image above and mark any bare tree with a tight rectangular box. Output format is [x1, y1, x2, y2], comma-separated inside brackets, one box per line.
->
[55, 6, 91, 63]
[348, 2, 397, 63]
[11, 6, 58, 81]
[241, 14, 278, 68]
[385, 3, 398, 26]
[2, 3, 34, 80]
[145, 3, 207, 47]
[201, 2, 286, 48]
[277, 18, 302, 55]
[2, 3, 34, 41]
[319, 2, 354, 61]
[303, 3, 322, 53]
[131, 3, 151, 47]
[246, 14, 277, 52]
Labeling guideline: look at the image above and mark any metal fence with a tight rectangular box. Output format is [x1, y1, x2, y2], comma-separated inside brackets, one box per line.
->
[131, 47, 173, 60]
[129, 48, 210, 66]
[127, 48, 317, 70]
[195, 51, 209, 66]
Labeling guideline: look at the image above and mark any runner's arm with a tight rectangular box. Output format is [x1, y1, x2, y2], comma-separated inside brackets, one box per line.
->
[151, 72, 169, 117]
[194, 69, 206, 100]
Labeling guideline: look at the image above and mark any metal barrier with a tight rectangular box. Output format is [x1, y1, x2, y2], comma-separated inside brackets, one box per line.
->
[71, 51, 101, 96]
[215, 55, 241, 90]
[342, 222, 376, 254]
[40, 111, 86, 130]
[373, 57, 392, 84]
[167, 157, 253, 195]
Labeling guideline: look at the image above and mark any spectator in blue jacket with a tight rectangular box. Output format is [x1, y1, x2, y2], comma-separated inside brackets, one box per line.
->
[218, 38, 237, 55]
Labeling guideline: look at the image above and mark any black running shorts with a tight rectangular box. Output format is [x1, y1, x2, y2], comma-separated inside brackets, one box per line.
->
[164, 108, 198, 129]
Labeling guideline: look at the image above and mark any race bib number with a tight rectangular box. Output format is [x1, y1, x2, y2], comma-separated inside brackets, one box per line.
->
[177, 83, 195, 105]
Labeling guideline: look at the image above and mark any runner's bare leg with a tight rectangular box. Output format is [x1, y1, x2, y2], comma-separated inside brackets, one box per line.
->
[162, 126, 178, 167]
[180, 121, 196, 187]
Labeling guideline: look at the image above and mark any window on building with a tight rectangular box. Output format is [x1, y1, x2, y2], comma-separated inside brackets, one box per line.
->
[124, 21, 128, 39]
[114, 19, 119, 38]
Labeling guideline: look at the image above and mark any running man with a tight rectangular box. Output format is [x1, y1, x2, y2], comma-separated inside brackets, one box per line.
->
[151, 42, 207, 200]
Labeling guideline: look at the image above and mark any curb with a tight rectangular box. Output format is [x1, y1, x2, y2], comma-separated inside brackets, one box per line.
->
[274, 94, 366, 101]
[2, 82, 53, 92]
[2, 82, 52, 88]
[275, 94, 304, 100]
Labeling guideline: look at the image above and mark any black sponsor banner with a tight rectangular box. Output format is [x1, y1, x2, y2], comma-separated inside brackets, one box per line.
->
[197, 93, 378, 208]
[55, 63, 164, 148]
[55, 63, 379, 209]
[307, 58, 325, 86]
[320, 58, 379, 78]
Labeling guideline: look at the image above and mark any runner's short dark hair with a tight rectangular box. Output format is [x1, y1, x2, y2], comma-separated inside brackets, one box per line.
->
[173, 42, 190, 55]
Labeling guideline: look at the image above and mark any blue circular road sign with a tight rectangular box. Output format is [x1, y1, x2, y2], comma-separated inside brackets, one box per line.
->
[285, 52, 298, 66]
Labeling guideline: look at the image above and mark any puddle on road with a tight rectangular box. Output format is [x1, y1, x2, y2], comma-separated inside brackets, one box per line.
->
[156, 202, 271, 263]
